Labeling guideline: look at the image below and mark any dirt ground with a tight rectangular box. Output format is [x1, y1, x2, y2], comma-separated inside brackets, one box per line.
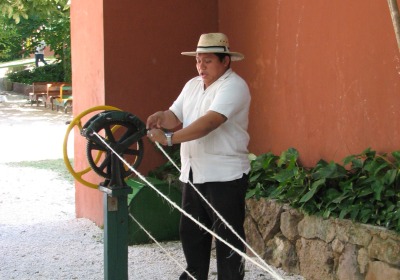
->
[0, 91, 73, 163]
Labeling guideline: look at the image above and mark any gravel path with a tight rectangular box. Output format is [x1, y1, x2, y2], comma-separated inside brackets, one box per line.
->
[0, 92, 304, 279]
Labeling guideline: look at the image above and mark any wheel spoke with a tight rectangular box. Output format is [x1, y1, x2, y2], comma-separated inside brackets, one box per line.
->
[104, 124, 116, 143]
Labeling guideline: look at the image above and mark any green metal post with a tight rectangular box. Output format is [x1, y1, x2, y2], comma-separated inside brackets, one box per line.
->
[101, 186, 132, 280]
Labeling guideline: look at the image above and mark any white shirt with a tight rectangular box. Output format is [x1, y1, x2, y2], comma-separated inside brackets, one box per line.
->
[170, 68, 251, 184]
[35, 43, 46, 54]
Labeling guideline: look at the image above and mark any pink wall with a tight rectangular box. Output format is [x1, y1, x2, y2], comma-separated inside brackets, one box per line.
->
[219, 0, 400, 167]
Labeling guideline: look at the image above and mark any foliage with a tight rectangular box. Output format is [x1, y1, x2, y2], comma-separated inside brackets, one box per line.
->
[247, 148, 400, 233]
[7, 62, 66, 83]
[0, 16, 22, 61]
[148, 145, 181, 188]
[0, 0, 69, 24]
[0, 0, 71, 81]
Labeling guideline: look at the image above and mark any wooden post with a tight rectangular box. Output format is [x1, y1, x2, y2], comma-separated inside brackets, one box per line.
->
[387, 0, 400, 52]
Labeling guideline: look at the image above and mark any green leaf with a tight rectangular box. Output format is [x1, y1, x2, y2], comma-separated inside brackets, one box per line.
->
[299, 178, 325, 203]
[313, 161, 346, 180]
[372, 181, 384, 201]
[391, 151, 400, 166]
[359, 208, 373, 223]
[357, 187, 374, 197]
[278, 148, 299, 168]
[324, 188, 342, 202]
[364, 158, 389, 176]
[350, 206, 361, 220]
[249, 172, 262, 183]
[383, 169, 397, 185]
[246, 188, 257, 199]
[273, 168, 298, 183]
[285, 185, 307, 202]
[323, 209, 331, 219]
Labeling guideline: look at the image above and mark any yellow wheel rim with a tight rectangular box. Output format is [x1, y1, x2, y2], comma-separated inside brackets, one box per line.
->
[63, 105, 121, 189]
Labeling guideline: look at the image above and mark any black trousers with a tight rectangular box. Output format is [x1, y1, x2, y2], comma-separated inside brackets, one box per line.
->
[179, 173, 248, 280]
[35, 54, 47, 67]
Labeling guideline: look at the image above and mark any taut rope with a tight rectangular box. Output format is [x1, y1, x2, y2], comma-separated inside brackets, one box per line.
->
[93, 132, 284, 280]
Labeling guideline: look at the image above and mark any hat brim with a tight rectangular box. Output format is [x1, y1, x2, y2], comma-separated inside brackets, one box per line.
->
[181, 51, 244, 61]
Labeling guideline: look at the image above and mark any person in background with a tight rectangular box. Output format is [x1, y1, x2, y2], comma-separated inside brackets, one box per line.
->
[146, 33, 251, 280]
[35, 40, 48, 67]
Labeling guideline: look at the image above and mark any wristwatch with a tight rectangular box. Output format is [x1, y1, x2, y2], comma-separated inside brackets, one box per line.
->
[165, 132, 174, 146]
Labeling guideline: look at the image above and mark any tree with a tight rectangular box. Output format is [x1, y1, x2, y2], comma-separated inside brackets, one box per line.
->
[0, 0, 68, 23]
[0, 16, 22, 61]
[0, 0, 71, 81]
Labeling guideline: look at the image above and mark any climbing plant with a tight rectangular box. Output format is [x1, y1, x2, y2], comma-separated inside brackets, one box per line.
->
[247, 148, 400, 233]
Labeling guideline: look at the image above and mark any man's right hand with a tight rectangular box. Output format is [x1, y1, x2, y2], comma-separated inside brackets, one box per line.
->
[146, 111, 164, 129]
[146, 110, 181, 130]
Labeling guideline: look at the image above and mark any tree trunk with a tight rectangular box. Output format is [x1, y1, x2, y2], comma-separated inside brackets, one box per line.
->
[387, 0, 400, 52]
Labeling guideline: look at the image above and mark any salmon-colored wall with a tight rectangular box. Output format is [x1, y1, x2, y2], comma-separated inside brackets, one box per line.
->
[102, 0, 218, 174]
[71, 0, 218, 225]
[220, 0, 400, 167]
[71, 0, 106, 225]
[71, 0, 400, 225]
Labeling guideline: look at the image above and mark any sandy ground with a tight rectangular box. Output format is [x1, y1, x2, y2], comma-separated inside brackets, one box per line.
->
[0, 92, 304, 280]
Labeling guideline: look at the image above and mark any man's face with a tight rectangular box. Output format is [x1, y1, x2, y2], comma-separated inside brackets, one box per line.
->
[196, 53, 229, 89]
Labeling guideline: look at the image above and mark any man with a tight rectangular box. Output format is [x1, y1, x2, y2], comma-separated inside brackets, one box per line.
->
[146, 33, 251, 280]
[35, 41, 48, 67]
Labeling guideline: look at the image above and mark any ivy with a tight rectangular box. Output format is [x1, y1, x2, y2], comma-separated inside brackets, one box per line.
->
[149, 146, 400, 232]
[247, 148, 400, 233]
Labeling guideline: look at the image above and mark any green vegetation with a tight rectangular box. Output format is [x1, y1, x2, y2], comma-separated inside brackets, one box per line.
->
[148, 145, 181, 188]
[247, 148, 400, 233]
[150, 146, 400, 232]
[0, 0, 71, 82]
[7, 62, 66, 84]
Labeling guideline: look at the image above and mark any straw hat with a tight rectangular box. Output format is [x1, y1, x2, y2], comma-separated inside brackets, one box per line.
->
[181, 33, 244, 61]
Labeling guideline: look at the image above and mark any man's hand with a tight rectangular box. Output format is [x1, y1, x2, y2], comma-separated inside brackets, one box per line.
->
[147, 128, 168, 146]
[146, 110, 180, 130]
[146, 111, 164, 129]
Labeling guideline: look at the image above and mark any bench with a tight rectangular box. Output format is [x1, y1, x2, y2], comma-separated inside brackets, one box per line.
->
[53, 85, 73, 113]
[29, 82, 67, 107]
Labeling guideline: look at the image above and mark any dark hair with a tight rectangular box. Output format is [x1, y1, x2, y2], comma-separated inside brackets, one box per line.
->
[214, 53, 230, 61]
[214, 53, 231, 67]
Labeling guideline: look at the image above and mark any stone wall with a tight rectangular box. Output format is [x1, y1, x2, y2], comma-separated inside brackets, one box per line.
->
[0, 78, 13, 91]
[244, 198, 400, 280]
[12, 82, 32, 95]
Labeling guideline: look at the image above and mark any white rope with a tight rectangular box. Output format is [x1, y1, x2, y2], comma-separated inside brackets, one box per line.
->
[93, 132, 283, 280]
[128, 213, 196, 280]
[155, 142, 284, 279]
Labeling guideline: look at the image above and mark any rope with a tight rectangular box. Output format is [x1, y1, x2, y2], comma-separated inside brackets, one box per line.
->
[155, 142, 283, 279]
[93, 132, 283, 280]
[128, 213, 196, 280]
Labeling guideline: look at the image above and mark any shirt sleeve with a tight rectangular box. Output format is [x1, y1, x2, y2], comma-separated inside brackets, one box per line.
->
[209, 77, 250, 119]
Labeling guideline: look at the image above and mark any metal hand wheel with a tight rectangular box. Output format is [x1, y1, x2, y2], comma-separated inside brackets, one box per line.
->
[82, 110, 146, 181]
[63, 106, 146, 189]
